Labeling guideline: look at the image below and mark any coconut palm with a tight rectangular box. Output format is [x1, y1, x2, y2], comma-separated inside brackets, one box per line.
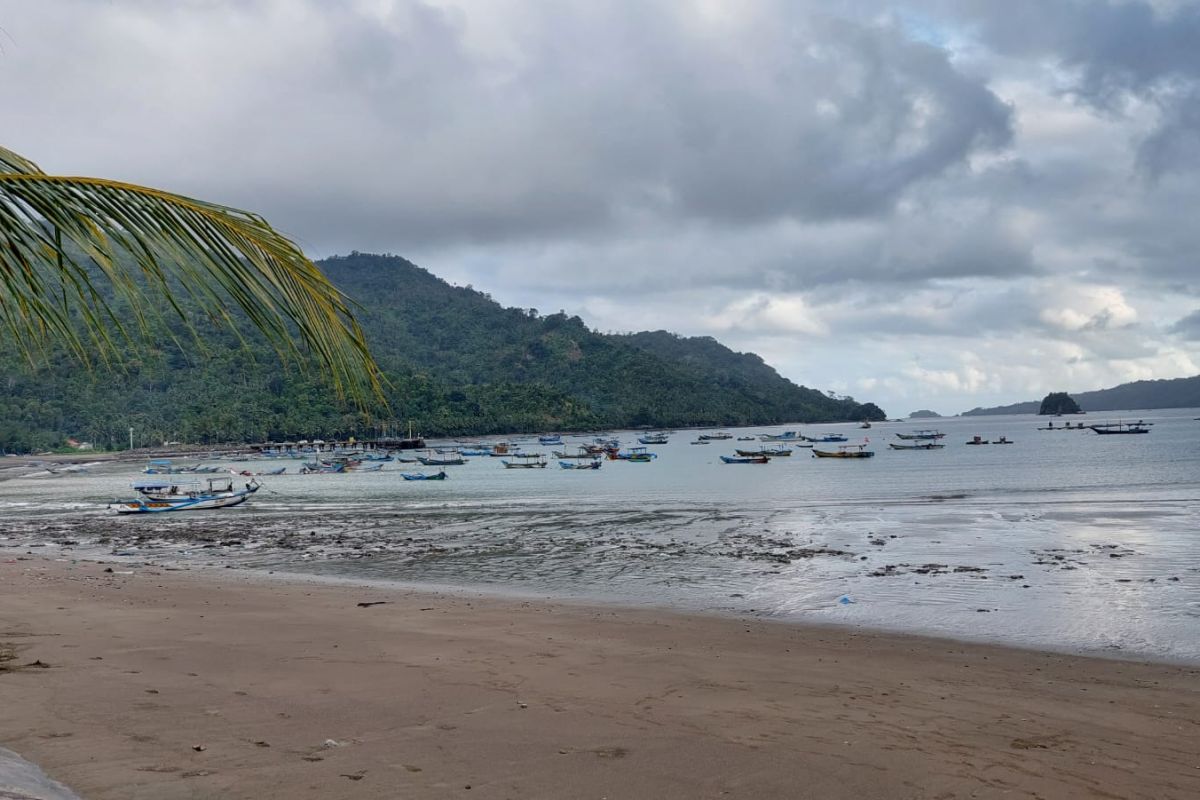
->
[0, 145, 381, 402]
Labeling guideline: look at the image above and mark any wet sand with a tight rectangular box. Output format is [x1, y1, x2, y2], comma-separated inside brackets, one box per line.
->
[2, 557, 1198, 799]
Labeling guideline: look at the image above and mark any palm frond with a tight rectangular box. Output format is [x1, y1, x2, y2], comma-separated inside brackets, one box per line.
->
[0, 146, 383, 405]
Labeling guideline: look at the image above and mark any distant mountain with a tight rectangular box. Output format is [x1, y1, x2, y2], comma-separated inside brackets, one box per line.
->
[0, 252, 886, 452]
[962, 376, 1200, 416]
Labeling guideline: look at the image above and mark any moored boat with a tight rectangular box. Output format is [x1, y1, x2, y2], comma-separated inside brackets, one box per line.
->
[719, 455, 769, 464]
[502, 458, 547, 468]
[734, 447, 792, 457]
[1089, 421, 1151, 435]
[888, 442, 944, 450]
[559, 460, 602, 470]
[812, 443, 874, 458]
[894, 430, 945, 440]
[759, 431, 798, 441]
[401, 471, 447, 480]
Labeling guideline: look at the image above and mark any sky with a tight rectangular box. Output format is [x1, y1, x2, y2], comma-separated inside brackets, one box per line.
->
[3, 0, 1200, 416]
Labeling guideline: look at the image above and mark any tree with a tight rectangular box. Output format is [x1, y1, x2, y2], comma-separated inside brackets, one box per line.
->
[0, 146, 381, 403]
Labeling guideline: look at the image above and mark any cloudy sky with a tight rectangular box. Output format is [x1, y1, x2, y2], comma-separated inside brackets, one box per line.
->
[4, 0, 1200, 415]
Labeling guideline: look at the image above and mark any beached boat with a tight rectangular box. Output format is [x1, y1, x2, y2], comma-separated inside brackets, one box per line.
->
[720, 455, 769, 464]
[812, 444, 874, 459]
[888, 442, 944, 450]
[401, 471, 447, 481]
[894, 430, 945, 440]
[114, 478, 258, 514]
[559, 460, 602, 470]
[1089, 421, 1151, 435]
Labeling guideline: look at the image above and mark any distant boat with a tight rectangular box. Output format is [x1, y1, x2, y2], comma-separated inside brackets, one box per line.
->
[735, 447, 792, 457]
[894, 430, 945, 440]
[502, 458, 547, 468]
[698, 432, 733, 441]
[800, 434, 849, 443]
[759, 431, 798, 441]
[995, 436, 1014, 444]
[888, 442, 944, 450]
[860, 421, 872, 429]
[553, 447, 595, 459]
[559, 460, 602, 470]
[1089, 421, 1151, 435]
[417, 454, 466, 466]
[690, 440, 710, 445]
[538, 434, 564, 446]
[966, 435, 989, 445]
[638, 433, 669, 445]
[720, 455, 769, 464]
[401, 471, 447, 481]
[812, 443, 874, 459]
[736, 436, 756, 441]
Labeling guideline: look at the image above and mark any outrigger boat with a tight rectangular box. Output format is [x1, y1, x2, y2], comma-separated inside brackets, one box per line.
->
[800, 433, 849, 443]
[812, 443, 874, 459]
[888, 442, 944, 450]
[894, 430, 945, 440]
[1089, 421, 1151, 435]
[638, 433, 669, 445]
[720, 455, 769, 464]
[401, 471, 447, 481]
[559, 460, 602, 470]
[553, 447, 596, 459]
[698, 432, 733, 441]
[759, 431, 798, 441]
[112, 478, 258, 514]
[502, 457, 547, 468]
[417, 453, 467, 466]
[735, 447, 792, 457]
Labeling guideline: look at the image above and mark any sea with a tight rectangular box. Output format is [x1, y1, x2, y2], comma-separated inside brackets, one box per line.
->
[3, 410, 1199, 663]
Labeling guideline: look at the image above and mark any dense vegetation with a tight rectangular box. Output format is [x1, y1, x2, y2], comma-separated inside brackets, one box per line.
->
[963, 375, 1200, 416]
[0, 252, 885, 452]
[1038, 392, 1082, 415]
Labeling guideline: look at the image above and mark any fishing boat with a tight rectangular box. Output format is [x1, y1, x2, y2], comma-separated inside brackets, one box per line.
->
[613, 446, 657, 461]
[502, 458, 547, 468]
[995, 436, 1014, 444]
[888, 442, 944, 450]
[538, 434, 564, 446]
[559, 460, 602, 470]
[114, 478, 258, 514]
[300, 461, 347, 474]
[349, 463, 384, 472]
[401, 471, 447, 481]
[759, 431, 798, 441]
[690, 440, 710, 445]
[553, 447, 595, 459]
[417, 453, 467, 466]
[736, 436, 756, 441]
[812, 443, 874, 459]
[894, 430, 945, 440]
[1089, 421, 1151, 434]
[638, 433, 669, 445]
[698, 432, 733, 441]
[800, 433, 849, 443]
[860, 421, 872, 429]
[966, 435, 989, 445]
[735, 447, 792, 457]
[720, 455, 769, 464]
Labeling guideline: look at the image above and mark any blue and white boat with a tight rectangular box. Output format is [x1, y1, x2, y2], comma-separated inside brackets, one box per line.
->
[112, 478, 258, 514]
[759, 431, 798, 441]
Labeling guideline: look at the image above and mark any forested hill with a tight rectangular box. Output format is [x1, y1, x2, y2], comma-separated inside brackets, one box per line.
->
[0, 252, 884, 452]
[961, 375, 1200, 416]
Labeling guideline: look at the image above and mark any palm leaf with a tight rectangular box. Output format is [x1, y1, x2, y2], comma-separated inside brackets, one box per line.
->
[0, 145, 383, 405]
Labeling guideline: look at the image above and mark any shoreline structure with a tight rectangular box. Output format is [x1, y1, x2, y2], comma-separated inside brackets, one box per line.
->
[2, 557, 1197, 799]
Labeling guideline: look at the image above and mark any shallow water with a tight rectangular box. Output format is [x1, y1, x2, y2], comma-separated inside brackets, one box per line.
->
[3, 411, 1199, 662]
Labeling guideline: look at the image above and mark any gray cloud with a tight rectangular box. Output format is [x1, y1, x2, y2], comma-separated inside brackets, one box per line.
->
[1170, 309, 1200, 339]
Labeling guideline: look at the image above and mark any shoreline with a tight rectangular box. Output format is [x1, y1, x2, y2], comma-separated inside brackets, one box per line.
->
[3, 556, 1198, 799]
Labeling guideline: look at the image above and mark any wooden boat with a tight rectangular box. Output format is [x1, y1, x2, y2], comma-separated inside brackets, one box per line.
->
[417, 454, 466, 466]
[612, 447, 657, 461]
[114, 478, 258, 514]
[994, 436, 1014, 444]
[812, 444, 874, 459]
[698, 432, 732, 441]
[690, 440, 710, 445]
[966, 435, 989, 445]
[553, 447, 595, 459]
[735, 447, 792, 457]
[300, 461, 346, 474]
[538, 434, 564, 445]
[502, 459, 547, 468]
[638, 434, 669, 445]
[860, 422, 872, 429]
[559, 460, 602, 470]
[759, 431, 798, 441]
[894, 430, 945, 440]
[800, 433, 849, 443]
[1089, 421, 1151, 435]
[736, 436, 756, 441]
[401, 471, 447, 480]
[720, 455, 769, 464]
[888, 442, 944, 450]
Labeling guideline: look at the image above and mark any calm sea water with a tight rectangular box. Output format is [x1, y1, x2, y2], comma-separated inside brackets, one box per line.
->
[3, 410, 1199, 662]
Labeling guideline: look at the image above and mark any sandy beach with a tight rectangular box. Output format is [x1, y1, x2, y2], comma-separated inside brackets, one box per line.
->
[1, 557, 1197, 799]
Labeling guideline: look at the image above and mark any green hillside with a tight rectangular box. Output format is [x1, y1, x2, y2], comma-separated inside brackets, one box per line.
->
[0, 252, 885, 452]
[962, 375, 1200, 416]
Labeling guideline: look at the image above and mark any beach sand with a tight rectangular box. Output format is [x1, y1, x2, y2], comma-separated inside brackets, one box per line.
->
[1, 557, 1197, 799]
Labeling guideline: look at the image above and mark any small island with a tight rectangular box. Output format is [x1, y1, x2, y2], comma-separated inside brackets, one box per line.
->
[908, 409, 942, 419]
[1038, 392, 1082, 415]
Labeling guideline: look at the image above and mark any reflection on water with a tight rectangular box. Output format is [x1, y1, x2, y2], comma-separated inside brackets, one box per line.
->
[3, 410, 1199, 662]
